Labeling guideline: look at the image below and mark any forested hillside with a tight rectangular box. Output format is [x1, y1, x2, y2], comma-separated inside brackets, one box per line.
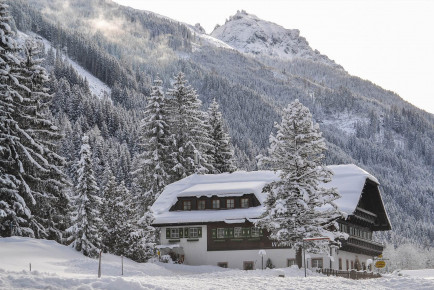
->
[6, 0, 434, 249]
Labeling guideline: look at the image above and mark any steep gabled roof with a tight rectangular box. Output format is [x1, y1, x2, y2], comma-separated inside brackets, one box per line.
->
[324, 164, 379, 214]
[151, 164, 387, 227]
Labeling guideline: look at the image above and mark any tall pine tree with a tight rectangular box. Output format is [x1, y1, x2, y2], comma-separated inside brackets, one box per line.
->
[101, 175, 130, 255]
[124, 209, 156, 263]
[257, 99, 344, 252]
[167, 72, 213, 180]
[132, 77, 173, 216]
[67, 135, 101, 258]
[0, 2, 68, 240]
[20, 39, 70, 241]
[207, 99, 236, 173]
[0, 0, 32, 237]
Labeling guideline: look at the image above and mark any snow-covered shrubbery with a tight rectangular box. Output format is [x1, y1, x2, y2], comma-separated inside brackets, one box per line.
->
[383, 243, 434, 271]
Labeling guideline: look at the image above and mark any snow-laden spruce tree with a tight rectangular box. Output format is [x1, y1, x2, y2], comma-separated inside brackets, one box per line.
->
[167, 72, 214, 180]
[68, 135, 102, 258]
[101, 175, 131, 255]
[124, 209, 156, 263]
[101, 172, 117, 252]
[0, 2, 68, 240]
[132, 77, 173, 216]
[207, 99, 236, 173]
[256, 99, 344, 252]
[20, 39, 70, 241]
[0, 0, 33, 237]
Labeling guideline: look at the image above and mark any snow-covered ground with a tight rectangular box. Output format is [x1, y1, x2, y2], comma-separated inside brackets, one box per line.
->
[17, 31, 111, 100]
[0, 237, 433, 289]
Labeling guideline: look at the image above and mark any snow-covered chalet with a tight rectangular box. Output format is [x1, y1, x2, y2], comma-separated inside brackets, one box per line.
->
[151, 164, 391, 270]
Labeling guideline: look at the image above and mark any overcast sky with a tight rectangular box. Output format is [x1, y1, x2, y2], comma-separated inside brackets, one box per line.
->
[113, 0, 434, 114]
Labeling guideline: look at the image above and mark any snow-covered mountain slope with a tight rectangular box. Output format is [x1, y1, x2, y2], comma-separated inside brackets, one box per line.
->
[17, 31, 111, 100]
[1, 237, 433, 289]
[211, 10, 340, 68]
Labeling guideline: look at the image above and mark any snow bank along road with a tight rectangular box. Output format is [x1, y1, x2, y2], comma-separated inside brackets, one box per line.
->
[1, 237, 433, 289]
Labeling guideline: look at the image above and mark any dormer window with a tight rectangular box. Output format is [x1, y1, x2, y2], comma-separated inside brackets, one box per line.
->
[197, 200, 206, 210]
[241, 198, 249, 208]
[212, 199, 220, 209]
[226, 199, 235, 209]
[183, 200, 191, 210]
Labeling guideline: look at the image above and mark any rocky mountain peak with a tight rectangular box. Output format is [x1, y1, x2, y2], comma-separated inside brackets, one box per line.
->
[211, 10, 338, 67]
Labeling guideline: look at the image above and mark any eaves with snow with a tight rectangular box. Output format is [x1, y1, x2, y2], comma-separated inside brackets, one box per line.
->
[151, 164, 391, 230]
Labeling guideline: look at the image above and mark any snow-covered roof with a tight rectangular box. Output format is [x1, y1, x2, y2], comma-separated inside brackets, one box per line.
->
[324, 164, 378, 214]
[151, 164, 379, 225]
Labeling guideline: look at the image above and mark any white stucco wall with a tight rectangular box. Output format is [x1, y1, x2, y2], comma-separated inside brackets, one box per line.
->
[335, 250, 373, 271]
[159, 226, 375, 270]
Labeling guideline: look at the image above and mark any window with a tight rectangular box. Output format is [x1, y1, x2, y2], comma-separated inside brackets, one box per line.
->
[183, 201, 191, 211]
[339, 258, 342, 270]
[189, 227, 199, 238]
[212, 199, 220, 209]
[170, 228, 179, 238]
[226, 199, 235, 209]
[218, 262, 228, 268]
[241, 198, 249, 208]
[311, 258, 323, 268]
[217, 228, 225, 239]
[197, 200, 206, 210]
[351, 261, 354, 270]
[346, 260, 349, 271]
[234, 227, 242, 238]
[287, 259, 297, 267]
[243, 261, 254, 270]
[251, 227, 260, 237]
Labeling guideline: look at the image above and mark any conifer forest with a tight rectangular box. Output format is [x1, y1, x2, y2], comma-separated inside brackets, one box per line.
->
[1, 0, 433, 267]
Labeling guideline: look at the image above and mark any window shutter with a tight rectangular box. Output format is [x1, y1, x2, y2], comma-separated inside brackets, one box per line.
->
[179, 228, 183, 238]
[212, 229, 216, 238]
[198, 228, 202, 238]
[184, 228, 189, 238]
[224, 229, 229, 237]
[166, 228, 171, 238]
[229, 228, 233, 237]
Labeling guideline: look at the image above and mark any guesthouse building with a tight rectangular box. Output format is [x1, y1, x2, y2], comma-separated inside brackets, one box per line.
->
[151, 164, 391, 270]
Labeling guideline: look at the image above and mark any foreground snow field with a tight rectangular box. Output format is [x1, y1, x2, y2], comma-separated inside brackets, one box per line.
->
[0, 237, 433, 289]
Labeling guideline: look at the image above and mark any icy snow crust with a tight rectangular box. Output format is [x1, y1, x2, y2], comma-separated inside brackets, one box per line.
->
[152, 164, 379, 224]
[1, 237, 434, 289]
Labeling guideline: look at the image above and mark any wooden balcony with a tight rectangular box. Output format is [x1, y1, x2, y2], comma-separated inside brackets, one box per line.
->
[340, 236, 384, 256]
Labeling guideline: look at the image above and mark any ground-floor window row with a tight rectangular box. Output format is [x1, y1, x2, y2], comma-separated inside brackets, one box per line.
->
[166, 227, 202, 239]
[217, 261, 255, 270]
[286, 257, 367, 270]
[337, 258, 368, 271]
[217, 256, 369, 270]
